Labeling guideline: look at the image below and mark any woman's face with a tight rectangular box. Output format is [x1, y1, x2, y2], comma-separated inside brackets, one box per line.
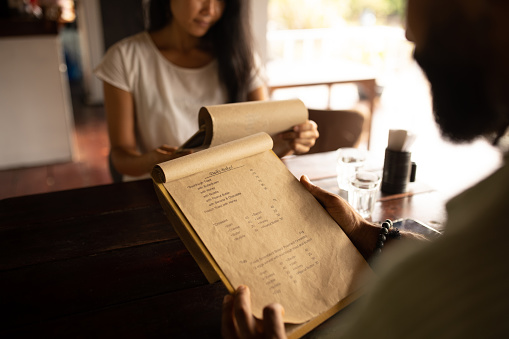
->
[170, 0, 226, 37]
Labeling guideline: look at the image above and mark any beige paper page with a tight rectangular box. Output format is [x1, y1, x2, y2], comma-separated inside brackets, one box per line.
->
[159, 133, 372, 323]
[155, 133, 273, 183]
[201, 99, 308, 147]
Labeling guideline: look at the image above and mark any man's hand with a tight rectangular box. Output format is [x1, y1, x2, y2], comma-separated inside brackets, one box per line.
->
[300, 175, 380, 260]
[273, 120, 319, 157]
[222, 285, 287, 339]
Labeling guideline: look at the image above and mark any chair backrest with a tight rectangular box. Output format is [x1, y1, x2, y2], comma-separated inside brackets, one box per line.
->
[307, 108, 365, 154]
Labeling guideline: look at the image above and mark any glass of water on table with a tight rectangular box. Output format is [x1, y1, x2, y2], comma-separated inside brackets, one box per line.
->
[348, 170, 381, 220]
[336, 148, 367, 199]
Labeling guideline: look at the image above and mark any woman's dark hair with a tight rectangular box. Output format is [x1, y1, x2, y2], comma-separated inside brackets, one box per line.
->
[144, 0, 256, 102]
[144, 0, 170, 31]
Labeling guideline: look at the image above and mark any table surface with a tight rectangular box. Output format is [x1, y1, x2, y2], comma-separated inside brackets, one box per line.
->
[0, 152, 447, 338]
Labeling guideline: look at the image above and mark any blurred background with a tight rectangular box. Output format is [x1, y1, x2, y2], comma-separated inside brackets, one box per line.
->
[0, 0, 501, 200]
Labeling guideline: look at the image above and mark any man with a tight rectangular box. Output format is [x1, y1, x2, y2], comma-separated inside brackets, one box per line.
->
[221, 0, 509, 337]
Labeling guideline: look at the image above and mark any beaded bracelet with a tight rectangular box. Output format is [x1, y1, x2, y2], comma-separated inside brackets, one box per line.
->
[373, 219, 401, 256]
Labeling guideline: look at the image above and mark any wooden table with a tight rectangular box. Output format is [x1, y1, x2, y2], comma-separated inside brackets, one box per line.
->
[0, 154, 447, 338]
[282, 152, 447, 231]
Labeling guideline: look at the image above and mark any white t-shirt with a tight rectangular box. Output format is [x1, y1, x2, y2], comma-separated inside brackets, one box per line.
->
[94, 31, 264, 154]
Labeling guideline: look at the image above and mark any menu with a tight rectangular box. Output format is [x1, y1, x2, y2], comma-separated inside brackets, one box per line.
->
[153, 132, 373, 324]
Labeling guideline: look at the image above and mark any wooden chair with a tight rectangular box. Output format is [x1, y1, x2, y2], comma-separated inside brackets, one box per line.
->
[306, 108, 365, 154]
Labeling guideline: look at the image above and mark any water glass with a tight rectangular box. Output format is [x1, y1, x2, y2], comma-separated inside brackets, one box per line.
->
[336, 148, 366, 198]
[348, 170, 381, 219]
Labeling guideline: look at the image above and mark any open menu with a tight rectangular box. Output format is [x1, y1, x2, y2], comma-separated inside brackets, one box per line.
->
[152, 131, 374, 338]
[178, 99, 308, 151]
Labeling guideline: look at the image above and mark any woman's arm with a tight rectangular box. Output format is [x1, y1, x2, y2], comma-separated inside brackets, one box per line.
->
[247, 86, 320, 158]
[103, 82, 188, 177]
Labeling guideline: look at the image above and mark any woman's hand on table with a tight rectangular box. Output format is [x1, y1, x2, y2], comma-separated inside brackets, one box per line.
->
[273, 120, 319, 157]
[222, 285, 287, 339]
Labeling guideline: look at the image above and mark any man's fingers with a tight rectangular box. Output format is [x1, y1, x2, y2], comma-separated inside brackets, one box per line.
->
[233, 285, 256, 337]
[262, 304, 287, 339]
[300, 175, 339, 207]
[300, 175, 360, 234]
[222, 294, 238, 339]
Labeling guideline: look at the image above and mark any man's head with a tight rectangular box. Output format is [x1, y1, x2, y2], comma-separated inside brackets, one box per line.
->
[406, 0, 509, 144]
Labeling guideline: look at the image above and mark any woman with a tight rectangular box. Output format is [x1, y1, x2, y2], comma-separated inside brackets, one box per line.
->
[95, 0, 318, 180]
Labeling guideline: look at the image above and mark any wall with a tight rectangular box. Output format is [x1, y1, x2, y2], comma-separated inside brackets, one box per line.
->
[99, 0, 145, 51]
[77, 0, 104, 105]
[0, 35, 75, 169]
[250, 0, 268, 63]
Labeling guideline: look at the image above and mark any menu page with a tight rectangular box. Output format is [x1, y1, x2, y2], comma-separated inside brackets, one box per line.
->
[204, 99, 308, 147]
[160, 134, 372, 323]
[178, 99, 308, 151]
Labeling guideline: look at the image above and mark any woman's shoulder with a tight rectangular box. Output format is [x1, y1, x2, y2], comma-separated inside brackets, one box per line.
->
[95, 32, 154, 87]
[107, 31, 152, 54]
[99, 31, 159, 70]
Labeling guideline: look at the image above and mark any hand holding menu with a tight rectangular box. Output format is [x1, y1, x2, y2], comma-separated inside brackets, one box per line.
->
[178, 99, 308, 151]
[152, 130, 374, 337]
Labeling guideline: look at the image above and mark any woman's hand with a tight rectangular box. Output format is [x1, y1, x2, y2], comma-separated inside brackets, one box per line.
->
[110, 145, 192, 178]
[104, 82, 193, 178]
[222, 285, 287, 339]
[273, 120, 319, 157]
[152, 145, 191, 164]
[300, 175, 380, 260]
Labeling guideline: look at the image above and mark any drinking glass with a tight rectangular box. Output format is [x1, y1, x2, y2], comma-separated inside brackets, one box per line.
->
[336, 148, 366, 199]
[348, 170, 381, 219]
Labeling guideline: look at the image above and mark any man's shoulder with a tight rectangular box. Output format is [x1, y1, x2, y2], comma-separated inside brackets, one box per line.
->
[446, 156, 509, 233]
[448, 158, 509, 214]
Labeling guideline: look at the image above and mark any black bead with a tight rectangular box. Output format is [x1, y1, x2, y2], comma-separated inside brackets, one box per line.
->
[371, 220, 398, 260]
[389, 228, 401, 239]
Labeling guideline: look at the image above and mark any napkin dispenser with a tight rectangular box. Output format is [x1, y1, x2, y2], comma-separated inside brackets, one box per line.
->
[381, 130, 417, 194]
